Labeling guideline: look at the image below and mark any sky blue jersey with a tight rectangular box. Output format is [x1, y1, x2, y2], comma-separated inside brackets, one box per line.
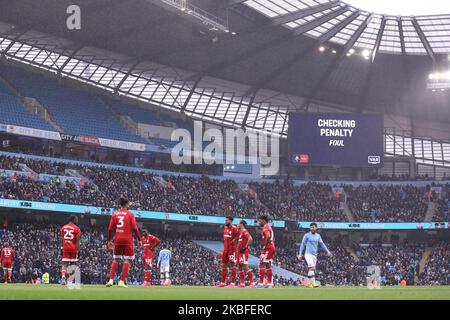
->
[298, 232, 330, 257]
[157, 249, 172, 266]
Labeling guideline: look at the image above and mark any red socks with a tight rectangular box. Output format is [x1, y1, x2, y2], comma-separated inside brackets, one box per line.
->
[120, 261, 130, 281]
[239, 271, 245, 285]
[109, 260, 119, 280]
[109, 260, 131, 282]
[267, 268, 273, 285]
[259, 268, 265, 284]
[239, 270, 254, 285]
[258, 267, 272, 285]
[221, 267, 227, 283]
[145, 270, 151, 283]
[61, 269, 67, 278]
[230, 267, 237, 283]
[247, 270, 254, 283]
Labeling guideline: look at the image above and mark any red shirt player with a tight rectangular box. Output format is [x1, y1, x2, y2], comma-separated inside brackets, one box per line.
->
[141, 229, 161, 286]
[60, 215, 81, 285]
[236, 220, 255, 288]
[255, 215, 276, 288]
[216, 216, 239, 288]
[106, 198, 141, 288]
[1, 242, 14, 284]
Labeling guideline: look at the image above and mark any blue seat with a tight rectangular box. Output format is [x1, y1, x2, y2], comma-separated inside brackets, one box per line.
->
[0, 84, 54, 131]
[0, 64, 147, 143]
[102, 96, 193, 132]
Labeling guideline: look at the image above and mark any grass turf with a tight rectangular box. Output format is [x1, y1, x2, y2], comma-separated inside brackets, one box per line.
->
[0, 284, 449, 300]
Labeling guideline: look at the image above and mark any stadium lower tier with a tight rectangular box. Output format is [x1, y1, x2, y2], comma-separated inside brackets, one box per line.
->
[1, 154, 449, 223]
[0, 220, 448, 286]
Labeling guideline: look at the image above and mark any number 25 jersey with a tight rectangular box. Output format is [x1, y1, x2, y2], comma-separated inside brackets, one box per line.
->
[61, 223, 81, 252]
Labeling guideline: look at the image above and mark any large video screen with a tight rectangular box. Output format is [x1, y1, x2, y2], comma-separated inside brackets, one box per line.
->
[288, 113, 384, 167]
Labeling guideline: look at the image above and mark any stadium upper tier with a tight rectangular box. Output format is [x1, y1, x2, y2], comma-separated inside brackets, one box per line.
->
[0, 64, 146, 143]
[101, 96, 193, 131]
[1, 1, 450, 139]
[434, 184, 450, 222]
[100, 95, 192, 148]
[0, 78, 54, 131]
[103, 96, 161, 126]
[1, 154, 448, 223]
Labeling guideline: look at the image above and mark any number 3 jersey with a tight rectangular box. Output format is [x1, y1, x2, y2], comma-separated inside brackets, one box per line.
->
[108, 209, 141, 245]
[61, 223, 81, 252]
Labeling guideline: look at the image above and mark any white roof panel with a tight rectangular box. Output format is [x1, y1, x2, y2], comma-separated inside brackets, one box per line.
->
[244, 0, 450, 55]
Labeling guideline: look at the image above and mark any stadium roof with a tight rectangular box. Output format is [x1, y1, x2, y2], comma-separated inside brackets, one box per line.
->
[345, 0, 450, 16]
[0, 0, 449, 140]
[242, 0, 450, 57]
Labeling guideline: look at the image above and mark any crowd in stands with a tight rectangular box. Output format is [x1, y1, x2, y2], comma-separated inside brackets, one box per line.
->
[367, 173, 434, 182]
[0, 155, 326, 220]
[0, 155, 73, 175]
[354, 243, 423, 286]
[285, 173, 443, 182]
[251, 181, 345, 221]
[0, 175, 103, 205]
[79, 167, 269, 218]
[1, 222, 448, 286]
[0, 155, 262, 218]
[1, 142, 222, 175]
[433, 184, 450, 222]
[1, 155, 448, 222]
[345, 184, 429, 222]
[158, 175, 270, 218]
[418, 242, 450, 285]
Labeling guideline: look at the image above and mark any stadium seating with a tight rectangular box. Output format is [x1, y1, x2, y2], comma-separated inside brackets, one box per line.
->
[345, 184, 429, 222]
[102, 95, 194, 132]
[102, 96, 161, 126]
[0, 154, 442, 222]
[101, 96, 193, 148]
[0, 64, 146, 143]
[355, 243, 423, 285]
[251, 181, 345, 221]
[433, 184, 450, 222]
[418, 242, 450, 285]
[104, 96, 191, 131]
[0, 79, 54, 131]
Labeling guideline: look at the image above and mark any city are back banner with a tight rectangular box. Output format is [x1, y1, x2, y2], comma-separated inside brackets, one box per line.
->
[288, 113, 384, 167]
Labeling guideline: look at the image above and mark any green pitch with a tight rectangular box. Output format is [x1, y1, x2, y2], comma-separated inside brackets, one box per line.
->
[0, 284, 449, 300]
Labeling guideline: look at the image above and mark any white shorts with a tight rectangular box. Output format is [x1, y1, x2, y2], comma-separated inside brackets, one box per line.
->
[304, 253, 317, 268]
[160, 264, 170, 273]
[113, 254, 135, 260]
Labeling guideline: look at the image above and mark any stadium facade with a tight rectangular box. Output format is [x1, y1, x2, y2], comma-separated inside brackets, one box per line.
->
[0, 0, 449, 290]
